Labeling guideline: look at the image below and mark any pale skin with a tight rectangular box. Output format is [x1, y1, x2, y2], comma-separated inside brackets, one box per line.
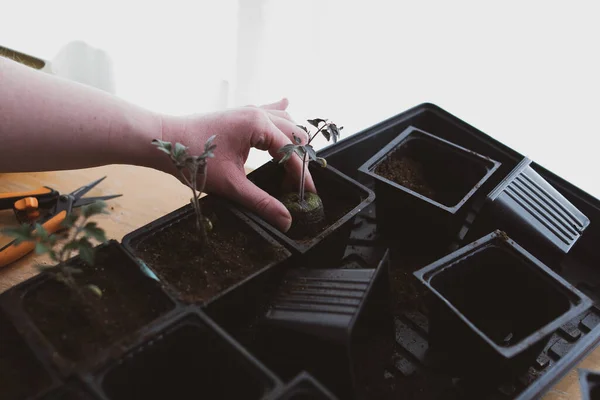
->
[0, 56, 315, 232]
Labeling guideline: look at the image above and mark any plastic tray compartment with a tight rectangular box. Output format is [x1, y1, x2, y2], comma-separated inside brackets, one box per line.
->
[95, 308, 282, 400]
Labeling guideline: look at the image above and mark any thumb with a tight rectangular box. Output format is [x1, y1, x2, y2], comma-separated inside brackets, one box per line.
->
[260, 98, 289, 111]
[228, 177, 292, 233]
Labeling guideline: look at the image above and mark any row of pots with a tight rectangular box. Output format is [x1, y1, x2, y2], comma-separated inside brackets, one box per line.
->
[0, 118, 594, 399]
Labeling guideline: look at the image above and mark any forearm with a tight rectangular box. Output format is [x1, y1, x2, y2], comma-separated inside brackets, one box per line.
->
[0, 56, 163, 172]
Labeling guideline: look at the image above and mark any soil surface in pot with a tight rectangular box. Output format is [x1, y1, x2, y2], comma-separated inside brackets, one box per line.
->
[0, 310, 53, 400]
[23, 244, 174, 363]
[249, 165, 362, 243]
[375, 155, 436, 200]
[132, 202, 289, 304]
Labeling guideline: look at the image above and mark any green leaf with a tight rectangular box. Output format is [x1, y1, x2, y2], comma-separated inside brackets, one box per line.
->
[305, 145, 317, 161]
[278, 151, 293, 165]
[152, 139, 173, 152]
[86, 284, 103, 298]
[329, 123, 342, 143]
[307, 118, 326, 128]
[293, 134, 302, 145]
[293, 146, 306, 160]
[1, 225, 35, 243]
[34, 242, 51, 255]
[173, 142, 188, 160]
[296, 125, 308, 133]
[277, 144, 295, 154]
[77, 238, 95, 265]
[61, 213, 79, 229]
[83, 222, 107, 243]
[82, 201, 107, 218]
[34, 223, 49, 241]
[205, 135, 217, 152]
[321, 128, 331, 142]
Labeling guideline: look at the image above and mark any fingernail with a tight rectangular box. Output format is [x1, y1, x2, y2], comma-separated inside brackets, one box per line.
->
[280, 213, 292, 233]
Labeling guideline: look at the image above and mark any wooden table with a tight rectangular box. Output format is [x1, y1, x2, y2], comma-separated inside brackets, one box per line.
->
[0, 164, 598, 399]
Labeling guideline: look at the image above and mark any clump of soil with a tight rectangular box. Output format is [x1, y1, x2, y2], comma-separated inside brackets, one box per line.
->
[375, 153, 436, 200]
[0, 310, 53, 400]
[23, 244, 174, 362]
[389, 265, 429, 316]
[132, 202, 289, 304]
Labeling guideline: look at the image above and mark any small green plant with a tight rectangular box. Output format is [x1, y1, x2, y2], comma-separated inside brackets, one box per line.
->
[277, 118, 342, 202]
[152, 136, 217, 245]
[276, 118, 342, 238]
[2, 200, 109, 297]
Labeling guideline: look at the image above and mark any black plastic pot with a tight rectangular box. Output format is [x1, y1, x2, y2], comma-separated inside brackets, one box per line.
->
[0, 306, 59, 400]
[1, 240, 178, 378]
[413, 230, 593, 380]
[579, 368, 600, 400]
[462, 157, 590, 269]
[357, 125, 501, 243]
[265, 372, 338, 400]
[121, 196, 292, 338]
[96, 308, 282, 400]
[242, 162, 375, 267]
[256, 249, 392, 399]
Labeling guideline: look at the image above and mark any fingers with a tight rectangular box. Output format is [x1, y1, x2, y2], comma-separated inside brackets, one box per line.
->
[257, 118, 317, 194]
[268, 113, 307, 144]
[259, 98, 289, 111]
[228, 176, 292, 232]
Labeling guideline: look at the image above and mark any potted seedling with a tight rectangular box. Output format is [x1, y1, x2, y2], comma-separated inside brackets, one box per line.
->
[122, 137, 291, 337]
[275, 119, 341, 238]
[241, 119, 375, 265]
[1, 201, 175, 374]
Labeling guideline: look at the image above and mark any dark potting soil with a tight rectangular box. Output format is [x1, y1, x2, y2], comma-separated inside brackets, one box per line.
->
[375, 154, 436, 200]
[0, 310, 53, 400]
[23, 244, 174, 362]
[132, 203, 289, 304]
[286, 187, 358, 243]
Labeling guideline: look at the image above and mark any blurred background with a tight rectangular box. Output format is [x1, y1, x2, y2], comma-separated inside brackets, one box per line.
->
[1, 1, 598, 196]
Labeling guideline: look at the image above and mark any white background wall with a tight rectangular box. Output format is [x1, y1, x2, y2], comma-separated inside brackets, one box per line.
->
[2, 1, 599, 197]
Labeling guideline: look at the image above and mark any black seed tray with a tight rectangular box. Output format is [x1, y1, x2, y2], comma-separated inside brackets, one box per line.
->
[310, 102, 600, 399]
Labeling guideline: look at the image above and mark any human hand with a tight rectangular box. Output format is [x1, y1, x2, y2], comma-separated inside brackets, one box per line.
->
[157, 98, 316, 233]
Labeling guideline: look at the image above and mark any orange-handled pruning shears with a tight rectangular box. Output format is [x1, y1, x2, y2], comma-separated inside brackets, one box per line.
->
[0, 177, 121, 268]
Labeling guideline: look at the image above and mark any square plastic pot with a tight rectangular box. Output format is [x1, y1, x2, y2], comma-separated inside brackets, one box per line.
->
[465, 157, 590, 269]
[1, 241, 178, 377]
[265, 372, 338, 400]
[579, 368, 600, 400]
[256, 249, 392, 399]
[358, 125, 501, 243]
[95, 308, 282, 400]
[413, 230, 593, 380]
[121, 196, 292, 338]
[242, 162, 375, 267]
